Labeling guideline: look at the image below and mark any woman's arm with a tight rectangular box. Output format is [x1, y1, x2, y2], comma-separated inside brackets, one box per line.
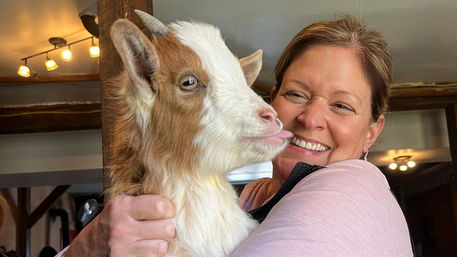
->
[58, 194, 175, 257]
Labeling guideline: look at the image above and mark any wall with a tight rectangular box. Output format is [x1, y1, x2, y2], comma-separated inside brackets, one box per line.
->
[153, 0, 457, 84]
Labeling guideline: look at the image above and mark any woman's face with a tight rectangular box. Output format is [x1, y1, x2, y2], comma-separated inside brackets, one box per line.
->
[271, 45, 384, 182]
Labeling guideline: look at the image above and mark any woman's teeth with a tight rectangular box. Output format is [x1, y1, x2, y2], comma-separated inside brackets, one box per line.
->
[292, 137, 328, 152]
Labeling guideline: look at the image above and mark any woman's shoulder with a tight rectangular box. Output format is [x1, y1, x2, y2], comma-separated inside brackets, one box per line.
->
[289, 159, 394, 210]
[231, 159, 413, 256]
[304, 158, 391, 192]
[284, 159, 411, 252]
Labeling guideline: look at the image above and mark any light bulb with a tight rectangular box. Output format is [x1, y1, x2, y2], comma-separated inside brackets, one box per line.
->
[61, 48, 72, 62]
[45, 58, 58, 71]
[399, 165, 408, 171]
[17, 64, 31, 77]
[89, 45, 100, 57]
[407, 160, 415, 168]
[17, 65, 31, 77]
[388, 162, 397, 170]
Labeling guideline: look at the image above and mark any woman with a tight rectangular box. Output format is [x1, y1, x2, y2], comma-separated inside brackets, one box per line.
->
[231, 16, 413, 256]
[61, 16, 413, 256]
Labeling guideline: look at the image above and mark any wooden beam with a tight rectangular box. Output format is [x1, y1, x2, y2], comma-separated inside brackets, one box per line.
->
[14, 186, 70, 257]
[0, 74, 99, 84]
[450, 183, 457, 235]
[445, 103, 457, 166]
[0, 103, 101, 134]
[390, 86, 457, 98]
[28, 185, 70, 228]
[98, 0, 153, 193]
[16, 188, 30, 257]
[389, 85, 457, 111]
[389, 96, 456, 111]
[445, 102, 457, 195]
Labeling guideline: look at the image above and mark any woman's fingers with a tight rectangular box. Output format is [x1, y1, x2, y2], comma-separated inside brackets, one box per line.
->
[134, 239, 169, 257]
[109, 239, 168, 257]
[129, 194, 175, 220]
[109, 194, 175, 221]
[106, 194, 176, 241]
[65, 194, 176, 257]
[135, 218, 176, 241]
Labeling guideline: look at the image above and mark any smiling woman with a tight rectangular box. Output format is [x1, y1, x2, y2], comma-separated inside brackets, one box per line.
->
[262, 15, 391, 186]
[271, 45, 384, 179]
[232, 16, 413, 256]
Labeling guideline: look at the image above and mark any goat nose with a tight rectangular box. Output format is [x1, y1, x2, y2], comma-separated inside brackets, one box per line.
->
[258, 108, 277, 123]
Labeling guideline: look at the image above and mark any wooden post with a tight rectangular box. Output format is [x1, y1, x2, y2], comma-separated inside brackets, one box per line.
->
[14, 186, 70, 257]
[98, 0, 153, 193]
[16, 188, 30, 257]
[445, 102, 457, 219]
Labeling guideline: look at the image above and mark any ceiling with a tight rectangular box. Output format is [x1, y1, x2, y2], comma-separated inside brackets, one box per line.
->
[1, 0, 456, 82]
[0, 0, 456, 176]
[0, 0, 98, 77]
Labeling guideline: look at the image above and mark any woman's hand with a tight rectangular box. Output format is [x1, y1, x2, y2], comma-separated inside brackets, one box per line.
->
[65, 194, 175, 257]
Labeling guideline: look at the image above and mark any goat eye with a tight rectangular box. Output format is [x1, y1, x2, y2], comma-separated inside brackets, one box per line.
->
[180, 75, 198, 91]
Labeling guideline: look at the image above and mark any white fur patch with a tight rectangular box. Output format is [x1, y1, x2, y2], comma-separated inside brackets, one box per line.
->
[122, 75, 154, 136]
[170, 21, 281, 173]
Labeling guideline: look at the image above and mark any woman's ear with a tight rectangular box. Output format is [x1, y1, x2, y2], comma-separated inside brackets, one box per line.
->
[363, 114, 385, 152]
[270, 86, 277, 100]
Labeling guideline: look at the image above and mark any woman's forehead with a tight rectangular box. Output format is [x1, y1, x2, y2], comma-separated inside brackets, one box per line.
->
[283, 46, 371, 94]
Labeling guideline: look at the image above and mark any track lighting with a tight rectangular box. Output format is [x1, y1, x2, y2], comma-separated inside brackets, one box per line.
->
[388, 155, 416, 171]
[388, 162, 397, 170]
[89, 37, 100, 58]
[61, 46, 73, 62]
[45, 54, 58, 71]
[17, 59, 31, 77]
[17, 36, 99, 77]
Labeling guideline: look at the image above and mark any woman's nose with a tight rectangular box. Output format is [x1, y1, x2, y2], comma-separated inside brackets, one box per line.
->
[296, 99, 327, 129]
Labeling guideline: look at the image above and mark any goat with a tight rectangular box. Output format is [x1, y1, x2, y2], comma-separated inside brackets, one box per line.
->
[108, 10, 292, 257]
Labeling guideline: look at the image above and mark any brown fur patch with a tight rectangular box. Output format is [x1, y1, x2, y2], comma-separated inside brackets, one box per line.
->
[108, 31, 210, 197]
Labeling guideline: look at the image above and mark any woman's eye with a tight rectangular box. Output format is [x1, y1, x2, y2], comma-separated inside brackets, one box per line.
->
[284, 91, 309, 103]
[180, 75, 198, 91]
[285, 92, 301, 97]
[334, 103, 354, 112]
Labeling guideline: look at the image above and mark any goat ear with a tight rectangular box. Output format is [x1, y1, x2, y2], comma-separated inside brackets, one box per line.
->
[240, 49, 262, 87]
[110, 19, 159, 95]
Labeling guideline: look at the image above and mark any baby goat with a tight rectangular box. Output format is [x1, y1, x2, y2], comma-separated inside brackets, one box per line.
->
[108, 10, 292, 257]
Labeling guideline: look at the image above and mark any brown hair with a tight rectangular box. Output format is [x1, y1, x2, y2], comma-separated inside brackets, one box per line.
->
[273, 15, 391, 121]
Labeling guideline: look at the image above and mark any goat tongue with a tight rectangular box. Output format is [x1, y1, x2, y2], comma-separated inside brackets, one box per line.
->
[264, 130, 293, 145]
[274, 130, 293, 139]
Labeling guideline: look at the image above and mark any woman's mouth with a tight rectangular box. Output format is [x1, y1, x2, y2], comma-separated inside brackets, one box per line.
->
[291, 137, 329, 152]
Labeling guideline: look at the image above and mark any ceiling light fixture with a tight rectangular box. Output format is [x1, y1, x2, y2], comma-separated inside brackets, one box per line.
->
[17, 59, 31, 77]
[45, 53, 58, 71]
[89, 37, 100, 58]
[388, 155, 416, 171]
[17, 36, 99, 77]
[61, 46, 73, 62]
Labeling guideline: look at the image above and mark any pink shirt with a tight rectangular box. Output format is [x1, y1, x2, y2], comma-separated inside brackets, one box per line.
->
[230, 159, 413, 256]
[56, 159, 413, 257]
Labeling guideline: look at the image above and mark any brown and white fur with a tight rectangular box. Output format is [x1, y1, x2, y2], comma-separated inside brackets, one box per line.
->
[108, 10, 291, 257]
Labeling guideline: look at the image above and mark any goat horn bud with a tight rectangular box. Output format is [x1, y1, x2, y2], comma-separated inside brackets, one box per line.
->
[134, 10, 169, 37]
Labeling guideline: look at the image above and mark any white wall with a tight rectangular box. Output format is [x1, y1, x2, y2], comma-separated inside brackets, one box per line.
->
[153, 0, 457, 84]
[0, 130, 102, 187]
